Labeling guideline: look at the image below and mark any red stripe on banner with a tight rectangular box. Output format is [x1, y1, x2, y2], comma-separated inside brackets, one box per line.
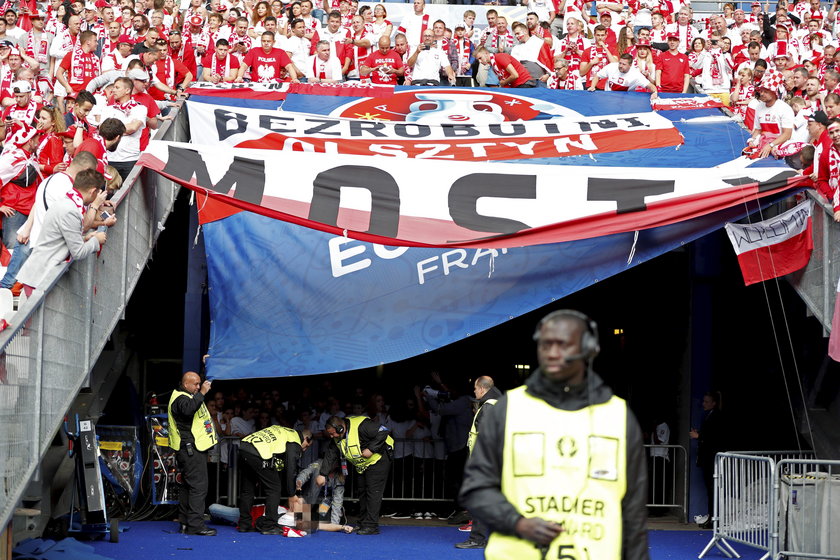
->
[184, 87, 288, 100]
[651, 98, 724, 111]
[735, 223, 813, 286]
[139, 152, 810, 247]
[287, 82, 395, 97]
[233, 128, 684, 161]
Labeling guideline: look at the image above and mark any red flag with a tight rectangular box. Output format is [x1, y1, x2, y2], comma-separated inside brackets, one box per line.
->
[724, 200, 813, 286]
[829, 278, 840, 361]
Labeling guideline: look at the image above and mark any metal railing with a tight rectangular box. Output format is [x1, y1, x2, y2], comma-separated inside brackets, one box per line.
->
[699, 451, 818, 560]
[772, 459, 840, 560]
[644, 444, 689, 522]
[206, 438, 689, 517]
[0, 108, 188, 531]
[785, 191, 840, 333]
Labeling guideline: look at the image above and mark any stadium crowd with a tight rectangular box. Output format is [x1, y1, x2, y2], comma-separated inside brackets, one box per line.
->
[2, 0, 840, 299]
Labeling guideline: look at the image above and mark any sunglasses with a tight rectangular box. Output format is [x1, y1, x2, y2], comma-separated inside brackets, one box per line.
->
[154, 38, 167, 45]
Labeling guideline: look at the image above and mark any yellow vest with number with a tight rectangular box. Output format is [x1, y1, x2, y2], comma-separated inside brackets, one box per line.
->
[338, 416, 394, 473]
[242, 426, 302, 460]
[485, 387, 627, 560]
[467, 398, 498, 455]
[167, 389, 218, 452]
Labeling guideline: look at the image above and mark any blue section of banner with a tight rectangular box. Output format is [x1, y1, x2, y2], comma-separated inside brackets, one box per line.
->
[203, 196, 788, 379]
[187, 89, 767, 168]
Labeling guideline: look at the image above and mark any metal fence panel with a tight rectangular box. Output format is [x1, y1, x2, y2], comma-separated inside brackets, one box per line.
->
[0, 109, 185, 531]
[773, 459, 840, 560]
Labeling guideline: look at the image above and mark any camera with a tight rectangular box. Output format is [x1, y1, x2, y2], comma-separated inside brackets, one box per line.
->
[422, 386, 450, 402]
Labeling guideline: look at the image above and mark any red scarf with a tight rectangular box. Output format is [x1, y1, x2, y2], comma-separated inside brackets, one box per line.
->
[709, 50, 724, 86]
[69, 45, 100, 85]
[25, 30, 50, 64]
[156, 56, 175, 88]
[396, 13, 428, 44]
[210, 53, 232, 77]
[489, 28, 515, 51]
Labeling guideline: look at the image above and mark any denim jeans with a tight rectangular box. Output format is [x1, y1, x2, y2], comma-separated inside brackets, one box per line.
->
[2, 211, 27, 250]
[0, 242, 32, 289]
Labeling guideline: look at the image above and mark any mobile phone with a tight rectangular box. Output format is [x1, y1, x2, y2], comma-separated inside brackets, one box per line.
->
[100, 211, 111, 220]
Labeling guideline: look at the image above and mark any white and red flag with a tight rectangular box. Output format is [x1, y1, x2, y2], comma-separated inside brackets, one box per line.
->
[724, 199, 813, 286]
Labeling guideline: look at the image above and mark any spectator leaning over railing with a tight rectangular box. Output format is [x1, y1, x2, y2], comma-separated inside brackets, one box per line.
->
[14, 166, 108, 297]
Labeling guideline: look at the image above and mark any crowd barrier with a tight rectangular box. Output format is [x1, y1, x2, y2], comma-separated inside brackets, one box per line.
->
[204, 438, 688, 515]
[773, 458, 840, 560]
[645, 444, 689, 522]
[698, 450, 826, 560]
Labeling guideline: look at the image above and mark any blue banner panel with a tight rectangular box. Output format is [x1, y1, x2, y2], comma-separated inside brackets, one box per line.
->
[203, 198, 781, 379]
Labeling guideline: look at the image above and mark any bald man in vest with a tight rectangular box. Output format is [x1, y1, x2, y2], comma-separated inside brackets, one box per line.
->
[317, 415, 394, 535]
[168, 371, 218, 536]
[460, 310, 649, 559]
[237, 426, 313, 534]
[456, 375, 503, 550]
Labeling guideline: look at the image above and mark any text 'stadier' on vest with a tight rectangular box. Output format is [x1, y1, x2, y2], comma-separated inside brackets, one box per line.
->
[485, 387, 627, 560]
[167, 389, 218, 452]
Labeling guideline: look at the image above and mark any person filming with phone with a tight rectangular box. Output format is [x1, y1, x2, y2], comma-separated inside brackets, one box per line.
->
[168, 371, 218, 536]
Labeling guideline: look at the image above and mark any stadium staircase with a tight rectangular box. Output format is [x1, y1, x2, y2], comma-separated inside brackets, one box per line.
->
[0, 106, 188, 543]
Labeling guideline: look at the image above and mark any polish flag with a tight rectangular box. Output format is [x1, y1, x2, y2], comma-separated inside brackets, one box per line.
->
[724, 199, 813, 286]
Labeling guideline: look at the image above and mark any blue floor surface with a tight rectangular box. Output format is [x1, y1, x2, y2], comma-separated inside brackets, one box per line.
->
[87, 521, 768, 560]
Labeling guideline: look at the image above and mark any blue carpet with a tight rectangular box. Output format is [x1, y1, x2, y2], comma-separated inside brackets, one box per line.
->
[86, 521, 769, 559]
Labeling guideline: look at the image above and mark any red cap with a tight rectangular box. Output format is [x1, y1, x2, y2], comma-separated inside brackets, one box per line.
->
[189, 14, 203, 26]
[636, 37, 651, 47]
[117, 34, 133, 45]
[666, 32, 680, 40]
[95, 0, 110, 7]
[57, 127, 79, 139]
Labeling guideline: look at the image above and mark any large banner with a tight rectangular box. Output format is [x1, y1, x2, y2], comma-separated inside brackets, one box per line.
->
[187, 100, 683, 161]
[202, 196, 788, 378]
[139, 140, 802, 247]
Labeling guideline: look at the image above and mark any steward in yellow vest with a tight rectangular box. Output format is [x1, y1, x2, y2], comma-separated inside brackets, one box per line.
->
[167, 371, 218, 536]
[318, 415, 393, 535]
[458, 376, 503, 550]
[460, 310, 650, 560]
[238, 426, 313, 534]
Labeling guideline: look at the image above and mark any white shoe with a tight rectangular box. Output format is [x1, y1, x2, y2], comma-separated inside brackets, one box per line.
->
[412, 512, 424, 519]
[283, 526, 306, 537]
[278, 512, 296, 527]
[694, 514, 709, 525]
[424, 512, 434, 519]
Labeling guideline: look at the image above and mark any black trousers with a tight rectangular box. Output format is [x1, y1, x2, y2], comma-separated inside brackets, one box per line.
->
[356, 454, 391, 529]
[471, 517, 488, 544]
[237, 448, 284, 531]
[175, 445, 209, 532]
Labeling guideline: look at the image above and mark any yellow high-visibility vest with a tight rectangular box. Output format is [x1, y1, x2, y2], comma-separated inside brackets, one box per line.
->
[467, 398, 498, 455]
[485, 386, 627, 560]
[337, 416, 394, 473]
[167, 390, 218, 452]
[242, 426, 302, 459]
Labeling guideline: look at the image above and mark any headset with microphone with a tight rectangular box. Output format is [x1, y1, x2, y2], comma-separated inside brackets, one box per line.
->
[326, 418, 345, 436]
[534, 309, 601, 364]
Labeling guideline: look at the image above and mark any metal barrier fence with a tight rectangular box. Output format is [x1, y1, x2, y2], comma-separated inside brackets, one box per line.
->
[772, 459, 840, 560]
[0, 109, 187, 532]
[645, 444, 689, 522]
[206, 438, 688, 516]
[699, 451, 818, 560]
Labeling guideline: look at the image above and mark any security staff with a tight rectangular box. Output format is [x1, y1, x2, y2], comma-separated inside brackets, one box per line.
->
[238, 426, 313, 534]
[317, 415, 394, 535]
[460, 310, 649, 560]
[168, 371, 218, 536]
[456, 375, 503, 550]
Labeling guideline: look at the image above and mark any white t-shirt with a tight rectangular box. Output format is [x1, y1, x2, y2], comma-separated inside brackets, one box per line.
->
[281, 34, 311, 70]
[650, 422, 670, 459]
[411, 47, 450, 81]
[753, 99, 795, 138]
[102, 100, 148, 162]
[596, 62, 650, 91]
